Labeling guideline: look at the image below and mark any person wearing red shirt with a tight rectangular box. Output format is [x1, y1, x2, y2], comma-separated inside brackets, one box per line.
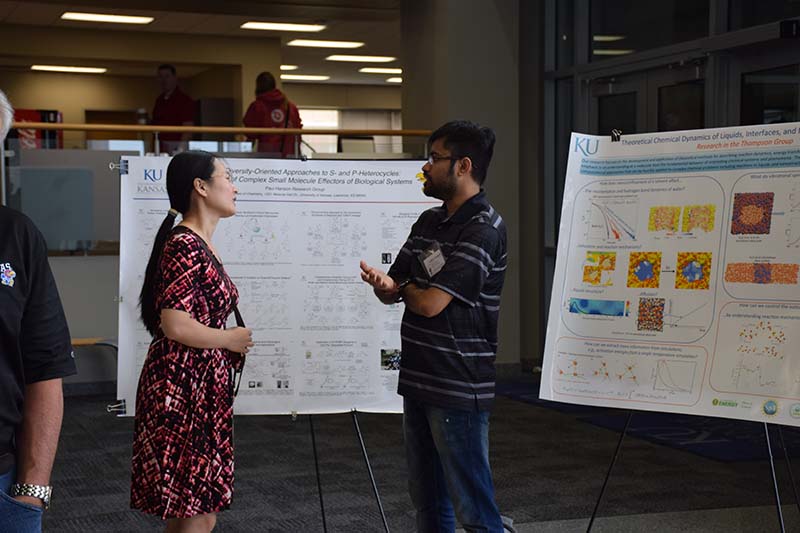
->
[152, 64, 195, 153]
[242, 72, 302, 157]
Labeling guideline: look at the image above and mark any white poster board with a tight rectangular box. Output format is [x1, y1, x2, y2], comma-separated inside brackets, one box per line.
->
[542, 122, 800, 426]
[118, 156, 436, 416]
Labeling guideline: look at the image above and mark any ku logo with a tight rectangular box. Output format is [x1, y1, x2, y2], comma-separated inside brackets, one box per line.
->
[0, 262, 16, 288]
[574, 136, 599, 156]
[144, 169, 164, 182]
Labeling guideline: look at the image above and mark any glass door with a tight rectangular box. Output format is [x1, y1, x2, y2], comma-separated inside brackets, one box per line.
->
[588, 61, 706, 135]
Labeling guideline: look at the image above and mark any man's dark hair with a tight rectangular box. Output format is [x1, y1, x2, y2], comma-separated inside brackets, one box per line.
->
[256, 72, 277, 94]
[157, 64, 177, 75]
[428, 120, 496, 185]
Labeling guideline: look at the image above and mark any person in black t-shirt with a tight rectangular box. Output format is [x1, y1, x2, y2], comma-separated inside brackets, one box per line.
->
[0, 89, 76, 531]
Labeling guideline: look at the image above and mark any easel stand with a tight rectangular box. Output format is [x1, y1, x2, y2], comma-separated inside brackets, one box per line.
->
[586, 410, 633, 532]
[301, 410, 391, 533]
[308, 415, 328, 533]
[352, 409, 391, 533]
[586, 414, 793, 533]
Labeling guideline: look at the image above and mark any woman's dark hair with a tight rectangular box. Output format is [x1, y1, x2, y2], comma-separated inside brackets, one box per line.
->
[139, 150, 216, 336]
[255, 71, 277, 95]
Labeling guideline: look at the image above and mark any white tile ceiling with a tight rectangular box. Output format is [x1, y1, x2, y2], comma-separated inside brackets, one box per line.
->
[0, 0, 402, 85]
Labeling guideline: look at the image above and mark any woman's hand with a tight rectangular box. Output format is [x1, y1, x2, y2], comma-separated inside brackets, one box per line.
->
[225, 327, 254, 354]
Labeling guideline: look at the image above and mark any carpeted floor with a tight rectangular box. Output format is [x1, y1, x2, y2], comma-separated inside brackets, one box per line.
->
[43, 380, 800, 532]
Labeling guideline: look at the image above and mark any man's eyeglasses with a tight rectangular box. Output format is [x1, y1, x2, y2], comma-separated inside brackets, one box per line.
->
[427, 153, 460, 165]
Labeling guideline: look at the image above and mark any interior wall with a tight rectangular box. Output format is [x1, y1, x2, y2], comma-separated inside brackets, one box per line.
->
[285, 83, 401, 110]
[402, 0, 521, 369]
[185, 65, 241, 103]
[2, 70, 155, 147]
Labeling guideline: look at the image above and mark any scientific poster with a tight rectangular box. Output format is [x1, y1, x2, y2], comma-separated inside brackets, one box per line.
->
[118, 156, 436, 416]
[542, 122, 800, 426]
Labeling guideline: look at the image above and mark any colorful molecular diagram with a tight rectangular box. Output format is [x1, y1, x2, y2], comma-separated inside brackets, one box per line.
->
[675, 252, 712, 290]
[583, 251, 616, 286]
[682, 204, 716, 233]
[637, 297, 665, 332]
[724, 263, 800, 285]
[593, 361, 611, 380]
[616, 363, 639, 384]
[731, 192, 774, 235]
[558, 359, 583, 378]
[627, 252, 662, 288]
[738, 321, 786, 359]
[648, 206, 681, 232]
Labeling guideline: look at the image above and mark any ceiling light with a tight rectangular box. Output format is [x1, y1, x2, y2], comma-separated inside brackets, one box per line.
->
[31, 65, 107, 74]
[288, 39, 364, 49]
[280, 74, 330, 81]
[280, 65, 299, 71]
[386, 77, 402, 83]
[360, 67, 402, 74]
[593, 35, 625, 42]
[592, 49, 635, 56]
[61, 12, 153, 24]
[241, 22, 326, 32]
[327, 55, 396, 63]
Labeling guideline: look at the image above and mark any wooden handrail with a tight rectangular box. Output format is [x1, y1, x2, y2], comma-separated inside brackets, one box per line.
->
[11, 121, 432, 137]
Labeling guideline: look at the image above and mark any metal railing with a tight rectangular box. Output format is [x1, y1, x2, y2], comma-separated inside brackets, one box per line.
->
[10, 121, 431, 156]
[2, 122, 433, 254]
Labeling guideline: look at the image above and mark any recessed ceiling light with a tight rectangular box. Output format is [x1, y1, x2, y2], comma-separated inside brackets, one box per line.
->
[360, 67, 402, 74]
[593, 35, 626, 42]
[241, 22, 326, 32]
[280, 74, 330, 81]
[280, 65, 299, 71]
[61, 12, 153, 24]
[327, 55, 396, 63]
[31, 65, 107, 74]
[592, 49, 635, 56]
[288, 39, 364, 49]
[386, 77, 402, 83]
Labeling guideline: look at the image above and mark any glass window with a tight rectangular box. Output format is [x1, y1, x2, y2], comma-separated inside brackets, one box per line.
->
[557, 0, 575, 69]
[729, 0, 800, 30]
[298, 109, 339, 155]
[590, 0, 709, 61]
[658, 80, 705, 131]
[741, 64, 800, 125]
[545, 80, 574, 249]
[598, 92, 637, 136]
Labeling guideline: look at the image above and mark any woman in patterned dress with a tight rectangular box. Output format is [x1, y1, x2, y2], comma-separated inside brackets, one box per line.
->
[131, 151, 253, 532]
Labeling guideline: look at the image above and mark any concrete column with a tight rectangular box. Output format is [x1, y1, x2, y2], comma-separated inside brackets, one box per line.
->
[401, 0, 522, 371]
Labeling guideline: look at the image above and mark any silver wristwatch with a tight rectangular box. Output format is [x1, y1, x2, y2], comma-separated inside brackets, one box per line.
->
[10, 483, 51, 510]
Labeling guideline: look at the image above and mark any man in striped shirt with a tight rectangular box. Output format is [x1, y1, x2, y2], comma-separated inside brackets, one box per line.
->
[361, 121, 508, 532]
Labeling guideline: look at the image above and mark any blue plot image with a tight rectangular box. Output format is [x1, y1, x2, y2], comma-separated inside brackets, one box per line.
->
[569, 298, 628, 317]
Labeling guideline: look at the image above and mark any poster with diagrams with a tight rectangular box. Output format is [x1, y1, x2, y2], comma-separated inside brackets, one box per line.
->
[118, 156, 436, 416]
[542, 122, 800, 426]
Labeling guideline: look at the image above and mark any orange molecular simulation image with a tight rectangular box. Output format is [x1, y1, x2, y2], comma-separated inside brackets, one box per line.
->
[675, 252, 712, 290]
[731, 192, 774, 235]
[648, 206, 680, 232]
[724, 263, 799, 284]
[682, 204, 715, 233]
[627, 252, 661, 288]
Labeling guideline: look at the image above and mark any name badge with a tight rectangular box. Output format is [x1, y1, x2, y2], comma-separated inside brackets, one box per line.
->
[419, 243, 446, 278]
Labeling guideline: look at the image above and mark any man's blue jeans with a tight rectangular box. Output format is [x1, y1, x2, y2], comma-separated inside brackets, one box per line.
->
[0, 467, 43, 533]
[404, 397, 504, 533]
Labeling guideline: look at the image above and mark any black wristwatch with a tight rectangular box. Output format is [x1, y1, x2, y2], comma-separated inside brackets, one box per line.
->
[395, 279, 412, 302]
[10, 483, 51, 510]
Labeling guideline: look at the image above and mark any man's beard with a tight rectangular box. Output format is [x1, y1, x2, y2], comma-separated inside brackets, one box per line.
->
[422, 171, 457, 201]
